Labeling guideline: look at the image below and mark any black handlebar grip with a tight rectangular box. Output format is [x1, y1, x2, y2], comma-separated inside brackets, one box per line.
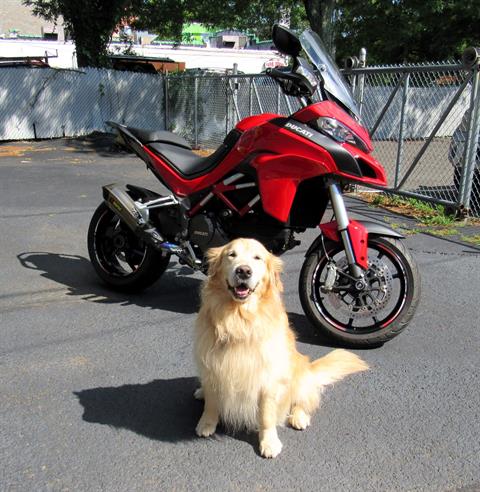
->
[267, 68, 298, 81]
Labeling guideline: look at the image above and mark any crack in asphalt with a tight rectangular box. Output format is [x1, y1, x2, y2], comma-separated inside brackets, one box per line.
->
[409, 247, 480, 257]
[0, 209, 93, 219]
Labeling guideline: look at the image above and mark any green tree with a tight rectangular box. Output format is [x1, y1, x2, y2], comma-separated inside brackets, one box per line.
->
[134, 0, 307, 42]
[302, 0, 338, 54]
[214, 0, 308, 41]
[336, 0, 480, 64]
[133, 0, 193, 42]
[23, 0, 139, 67]
[183, 0, 337, 55]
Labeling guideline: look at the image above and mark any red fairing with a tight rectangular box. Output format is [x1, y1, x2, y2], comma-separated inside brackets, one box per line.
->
[243, 120, 337, 222]
[238, 117, 386, 222]
[320, 220, 369, 270]
[341, 142, 388, 186]
[294, 101, 374, 153]
[235, 113, 282, 132]
[252, 154, 331, 222]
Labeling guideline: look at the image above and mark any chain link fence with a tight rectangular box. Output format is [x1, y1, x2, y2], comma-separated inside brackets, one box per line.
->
[1, 57, 479, 214]
[0, 67, 165, 140]
[344, 59, 480, 215]
[163, 73, 305, 149]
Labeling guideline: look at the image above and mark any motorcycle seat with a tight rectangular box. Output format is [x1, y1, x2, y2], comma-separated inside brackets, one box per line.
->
[126, 126, 192, 150]
[147, 129, 241, 179]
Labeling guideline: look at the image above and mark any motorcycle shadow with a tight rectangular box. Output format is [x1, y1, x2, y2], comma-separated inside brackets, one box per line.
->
[74, 377, 257, 449]
[17, 251, 202, 314]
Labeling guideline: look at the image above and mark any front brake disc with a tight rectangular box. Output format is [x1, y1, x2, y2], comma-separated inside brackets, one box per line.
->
[327, 257, 393, 318]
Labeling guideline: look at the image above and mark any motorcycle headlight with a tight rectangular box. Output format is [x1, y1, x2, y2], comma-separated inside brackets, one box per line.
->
[316, 117, 368, 152]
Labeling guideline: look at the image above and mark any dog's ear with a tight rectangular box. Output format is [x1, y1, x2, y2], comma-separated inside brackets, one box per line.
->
[206, 246, 224, 277]
[267, 252, 284, 293]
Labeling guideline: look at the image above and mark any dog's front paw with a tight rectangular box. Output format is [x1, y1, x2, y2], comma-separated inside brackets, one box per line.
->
[196, 417, 217, 437]
[288, 408, 311, 430]
[259, 433, 283, 458]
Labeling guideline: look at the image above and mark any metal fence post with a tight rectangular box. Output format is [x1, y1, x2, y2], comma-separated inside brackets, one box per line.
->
[459, 58, 480, 212]
[233, 63, 238, 126]
[225, 76, 229, 138]
[248, 77, 253, 116]
[394, 74, 410, 188]
[194, 76, 199, 148]
[276, 84, 281, 114]
[357, 48, 367, 117]
[164, 74, 169, 131]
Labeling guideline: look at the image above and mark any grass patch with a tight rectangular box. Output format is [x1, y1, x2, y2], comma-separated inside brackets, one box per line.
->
[360, 192, 457, 226]
[359, 192, 480, 246]
[460, 234, 480, 246]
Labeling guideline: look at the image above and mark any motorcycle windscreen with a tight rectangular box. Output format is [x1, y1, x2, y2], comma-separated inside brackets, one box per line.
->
[300, 30, 361, 120]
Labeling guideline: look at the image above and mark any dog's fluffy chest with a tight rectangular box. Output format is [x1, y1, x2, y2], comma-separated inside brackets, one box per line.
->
[196, 325, 292, 430]
[206, 334, 290, 387]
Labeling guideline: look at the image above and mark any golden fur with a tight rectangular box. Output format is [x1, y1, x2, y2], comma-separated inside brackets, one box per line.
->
[194, 238, 368, 458]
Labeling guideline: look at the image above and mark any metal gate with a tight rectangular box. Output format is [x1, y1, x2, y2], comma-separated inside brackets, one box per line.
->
[344, 48, 480, 215]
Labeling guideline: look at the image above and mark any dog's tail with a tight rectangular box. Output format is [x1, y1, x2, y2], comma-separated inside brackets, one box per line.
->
[311, 349, 369, 387]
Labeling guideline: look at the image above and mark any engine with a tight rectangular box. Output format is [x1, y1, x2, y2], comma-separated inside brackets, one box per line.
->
[188, 210, 299, 257]
[188, 213, 229, 253]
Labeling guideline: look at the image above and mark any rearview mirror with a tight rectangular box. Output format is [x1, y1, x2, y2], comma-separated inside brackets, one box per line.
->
[272, 24, 302, 58]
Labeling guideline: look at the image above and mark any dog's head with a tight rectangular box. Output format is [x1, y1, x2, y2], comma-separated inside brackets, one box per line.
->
[205, 238, 283, 303]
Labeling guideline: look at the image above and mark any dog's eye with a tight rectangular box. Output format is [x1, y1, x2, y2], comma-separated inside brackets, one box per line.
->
[228, 251, 237, 258]
[253, 255, 262, 261]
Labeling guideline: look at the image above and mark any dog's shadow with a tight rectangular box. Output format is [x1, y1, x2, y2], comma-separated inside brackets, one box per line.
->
[74, 377, 257, 448]
[74, 377, 202, 442]
[74, 322, 373, 452]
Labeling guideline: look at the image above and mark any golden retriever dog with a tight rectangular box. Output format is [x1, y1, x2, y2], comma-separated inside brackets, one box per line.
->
[194, 238, 368, 458]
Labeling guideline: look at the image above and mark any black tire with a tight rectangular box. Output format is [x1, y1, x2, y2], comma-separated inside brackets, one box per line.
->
[299, 236, 420, 347]
[87, 202, 170, 292]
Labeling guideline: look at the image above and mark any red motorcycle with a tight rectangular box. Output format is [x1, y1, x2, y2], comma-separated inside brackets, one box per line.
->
[88, 25, 420, 347]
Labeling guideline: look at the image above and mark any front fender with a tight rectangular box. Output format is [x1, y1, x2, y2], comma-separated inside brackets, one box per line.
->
[306, 219, 404, 260]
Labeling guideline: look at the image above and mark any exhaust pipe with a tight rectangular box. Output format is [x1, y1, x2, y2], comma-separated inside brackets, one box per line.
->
[103, 184, 146, 232]
[102, 184, 178, 252]
[102, 184, 202, 269]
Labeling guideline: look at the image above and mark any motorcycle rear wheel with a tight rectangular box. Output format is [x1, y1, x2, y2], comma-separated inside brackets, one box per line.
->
[87, 202, 170, 292]
[299, 236, 420, 347]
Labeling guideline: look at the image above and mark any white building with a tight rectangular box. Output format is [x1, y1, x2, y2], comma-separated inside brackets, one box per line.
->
[0, 0, 65, 40]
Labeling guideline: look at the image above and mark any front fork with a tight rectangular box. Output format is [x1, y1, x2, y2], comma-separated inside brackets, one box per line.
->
[324, 181, 367, 279]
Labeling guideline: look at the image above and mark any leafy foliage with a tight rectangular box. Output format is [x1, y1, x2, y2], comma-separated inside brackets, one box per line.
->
[23, 0, 138, 67]
[336, 0, 480, 64]
[24, 0, 480, 67]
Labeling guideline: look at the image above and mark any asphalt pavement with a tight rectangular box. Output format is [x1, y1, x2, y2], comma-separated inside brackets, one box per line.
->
[1, 136, 479, 492]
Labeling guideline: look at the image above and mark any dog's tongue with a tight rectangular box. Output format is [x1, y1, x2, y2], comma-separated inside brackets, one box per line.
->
[234, 285, 250, 298]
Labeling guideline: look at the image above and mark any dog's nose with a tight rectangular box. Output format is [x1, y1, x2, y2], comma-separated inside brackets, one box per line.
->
[235, 265, 252, 280]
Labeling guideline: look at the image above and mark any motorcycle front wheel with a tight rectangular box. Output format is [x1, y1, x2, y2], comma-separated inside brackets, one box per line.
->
[299, 236, 420, 347]
[87, 202, 170, 292]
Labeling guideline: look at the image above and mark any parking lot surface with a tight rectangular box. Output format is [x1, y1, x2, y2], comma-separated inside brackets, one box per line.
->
[1, 137, 479, 491]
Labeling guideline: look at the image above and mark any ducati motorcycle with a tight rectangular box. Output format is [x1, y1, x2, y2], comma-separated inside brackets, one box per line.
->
[88, 25, 420, 347]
